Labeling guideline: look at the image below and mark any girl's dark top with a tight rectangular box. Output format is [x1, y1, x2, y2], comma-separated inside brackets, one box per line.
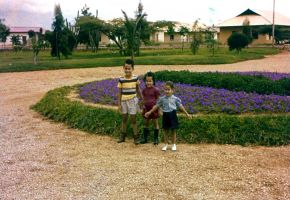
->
[142, 86, 160, 119]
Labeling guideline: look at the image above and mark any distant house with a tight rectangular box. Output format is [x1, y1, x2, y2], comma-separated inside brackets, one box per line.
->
[150, 21, 209, 44]
[1, 26, 44, 48]
[217, 9, 290, 45]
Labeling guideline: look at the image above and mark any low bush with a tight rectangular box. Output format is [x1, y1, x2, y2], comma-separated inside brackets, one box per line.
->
[32, 86, 290, 146]
[154, 70, 290, 96]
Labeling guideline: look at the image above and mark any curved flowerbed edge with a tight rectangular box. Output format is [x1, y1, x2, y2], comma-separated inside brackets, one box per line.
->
[31, 86, 290, 146]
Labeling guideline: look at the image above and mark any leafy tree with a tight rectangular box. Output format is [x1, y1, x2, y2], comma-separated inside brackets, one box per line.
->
[51, 4, 74, 59]
[102, 18, 126, 55]
[259, 26, 290, 44]
[11, 35, 23, 52]
[166, 24, 175, 41]
[242, 18, 253, 45]
[204, 25, 218, 56]
[0, 19, 10, 48]
[190, 20, 202, 55]
[122, 2, 147, 60]
[227, 32, 249, 53]
[75, 5, 103, 52]
[178, 26, 189, 51]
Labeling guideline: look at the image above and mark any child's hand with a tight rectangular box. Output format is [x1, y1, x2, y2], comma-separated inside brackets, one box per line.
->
[187, 114, 192, 119]
[144, 112, 150, 118]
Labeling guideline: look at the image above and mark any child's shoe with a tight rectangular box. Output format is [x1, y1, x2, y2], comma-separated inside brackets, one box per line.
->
[172, 144, 177, 151]
[162, 144, 168, 151]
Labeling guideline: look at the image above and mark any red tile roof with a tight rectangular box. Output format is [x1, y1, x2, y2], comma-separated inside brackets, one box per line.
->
[9, 27, 44, 33]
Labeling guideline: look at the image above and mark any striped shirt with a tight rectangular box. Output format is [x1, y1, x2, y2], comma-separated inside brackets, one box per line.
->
[117, 75, 140, 101]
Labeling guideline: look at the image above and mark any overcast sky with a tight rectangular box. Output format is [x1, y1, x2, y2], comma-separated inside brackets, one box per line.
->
[0, 0, 289, 30]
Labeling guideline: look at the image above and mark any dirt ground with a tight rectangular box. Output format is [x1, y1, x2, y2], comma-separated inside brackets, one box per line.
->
[0, 52, 290, 199]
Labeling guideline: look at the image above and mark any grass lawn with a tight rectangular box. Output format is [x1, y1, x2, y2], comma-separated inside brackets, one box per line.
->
[0, 47, 280, 73]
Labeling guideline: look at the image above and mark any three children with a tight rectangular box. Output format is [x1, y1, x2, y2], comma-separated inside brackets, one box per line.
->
[117, 59, 191, 151]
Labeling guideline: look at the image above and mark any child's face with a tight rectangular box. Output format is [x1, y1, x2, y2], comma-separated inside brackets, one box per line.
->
[123, 64, 133, 78]
[164, 85, 173, 96]
[145, 76, 154, 88]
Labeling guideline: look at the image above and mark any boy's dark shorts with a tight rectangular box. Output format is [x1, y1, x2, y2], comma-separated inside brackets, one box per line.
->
[162, 110, 179, 129]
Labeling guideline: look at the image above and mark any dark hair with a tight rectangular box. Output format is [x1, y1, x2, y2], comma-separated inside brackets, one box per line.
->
[124, 59, 134, 69]
[165, 81, 174, 89]
[144, 71, 156, 85]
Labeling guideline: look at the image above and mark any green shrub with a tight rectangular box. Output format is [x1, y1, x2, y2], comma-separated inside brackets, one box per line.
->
[32, 86, 290, 146]
[154, 70, 289, 96]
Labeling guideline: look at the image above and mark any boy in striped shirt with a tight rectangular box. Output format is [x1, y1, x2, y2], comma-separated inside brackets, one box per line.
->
[117, 59, 143, 144]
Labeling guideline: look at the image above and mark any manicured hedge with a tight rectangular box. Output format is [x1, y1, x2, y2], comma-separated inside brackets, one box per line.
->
[154, 70, 290, 96]
[32, 86, 290, 146]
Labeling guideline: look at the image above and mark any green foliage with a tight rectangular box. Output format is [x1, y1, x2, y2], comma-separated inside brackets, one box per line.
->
[75, 5, 103, 52]
[11, 35, 23, 52]
[50, 4, 75, 59]
[122, 3, 148, 60]
[32, 86, 290, 146]
[178, 26, 190, 51]
[0, 20, 9, 43]
[154, 70, 289, 96]
[259, 26, 290, 44]
[227, 32, 249, 53]
[242, 18, 253, 44]
[190, 20, 202, 55]
[204, 26, 218, 56]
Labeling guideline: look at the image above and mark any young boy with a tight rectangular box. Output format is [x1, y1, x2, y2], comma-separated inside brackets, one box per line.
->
[117, 59, 143, 145]
[145, 81, 192, 151]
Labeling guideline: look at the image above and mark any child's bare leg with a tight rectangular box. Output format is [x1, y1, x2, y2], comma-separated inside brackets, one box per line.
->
[172, 129, 177, 144]
[163, 129, 169, 144]
[162, 129, 169, 150]
[130, 114, 137, 135]
[130, 114, 140, 144]
[121, 114, 128, 133]
[153, 119, 159, 129]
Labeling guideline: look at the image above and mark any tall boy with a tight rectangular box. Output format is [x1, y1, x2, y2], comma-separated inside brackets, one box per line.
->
[117, 59, 142, 144]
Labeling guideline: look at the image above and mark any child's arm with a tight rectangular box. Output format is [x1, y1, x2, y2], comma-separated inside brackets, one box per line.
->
[144, 105, 158, 118]
[118, 89, 122, 112]
[179, 105, 192, 119]
[136, 80, 143, 101]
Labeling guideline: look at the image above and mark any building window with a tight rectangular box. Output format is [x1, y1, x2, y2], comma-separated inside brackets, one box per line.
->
[170, 35, 174, 41]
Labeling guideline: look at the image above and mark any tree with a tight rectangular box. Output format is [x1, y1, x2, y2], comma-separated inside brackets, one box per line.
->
[227, 32, 249, 53]
[190, 20, 202, 55]
[242, 18, 253, 45]
[102, 18, 127, 55]
[28, 29, 45, 64]
[51, 4, 74, 59]
[75, 5, 103, 52]
[122, 2, 147, 60]
[259, 26, 290, 44]
[178, 26, 189, 51]
[11, 35, 22, 52]
[0, 19, 10, 49]
[166, 24, 175, 42]
[204, 25, 218, 56]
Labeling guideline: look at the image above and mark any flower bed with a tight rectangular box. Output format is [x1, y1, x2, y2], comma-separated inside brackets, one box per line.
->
[79, 79, 290, 114]
[32, 86, 290, 146]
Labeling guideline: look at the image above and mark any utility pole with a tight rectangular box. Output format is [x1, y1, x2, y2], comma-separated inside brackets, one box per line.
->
[272, 0, 275, 47]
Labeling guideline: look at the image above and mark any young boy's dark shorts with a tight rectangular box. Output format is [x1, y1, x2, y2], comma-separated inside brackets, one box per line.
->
[162, 110, 179, 129]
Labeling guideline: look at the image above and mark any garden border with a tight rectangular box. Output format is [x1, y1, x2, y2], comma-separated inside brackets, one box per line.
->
[32, 85, 290, 146]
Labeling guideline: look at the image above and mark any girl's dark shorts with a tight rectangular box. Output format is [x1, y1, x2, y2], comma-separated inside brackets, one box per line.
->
[162, 110, 179, 129]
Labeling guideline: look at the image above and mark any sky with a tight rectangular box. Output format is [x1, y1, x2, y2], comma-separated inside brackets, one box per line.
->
[0, 0, 290, 30]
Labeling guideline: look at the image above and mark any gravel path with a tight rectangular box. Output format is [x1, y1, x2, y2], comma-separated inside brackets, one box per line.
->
[1, 52, 290, 199]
